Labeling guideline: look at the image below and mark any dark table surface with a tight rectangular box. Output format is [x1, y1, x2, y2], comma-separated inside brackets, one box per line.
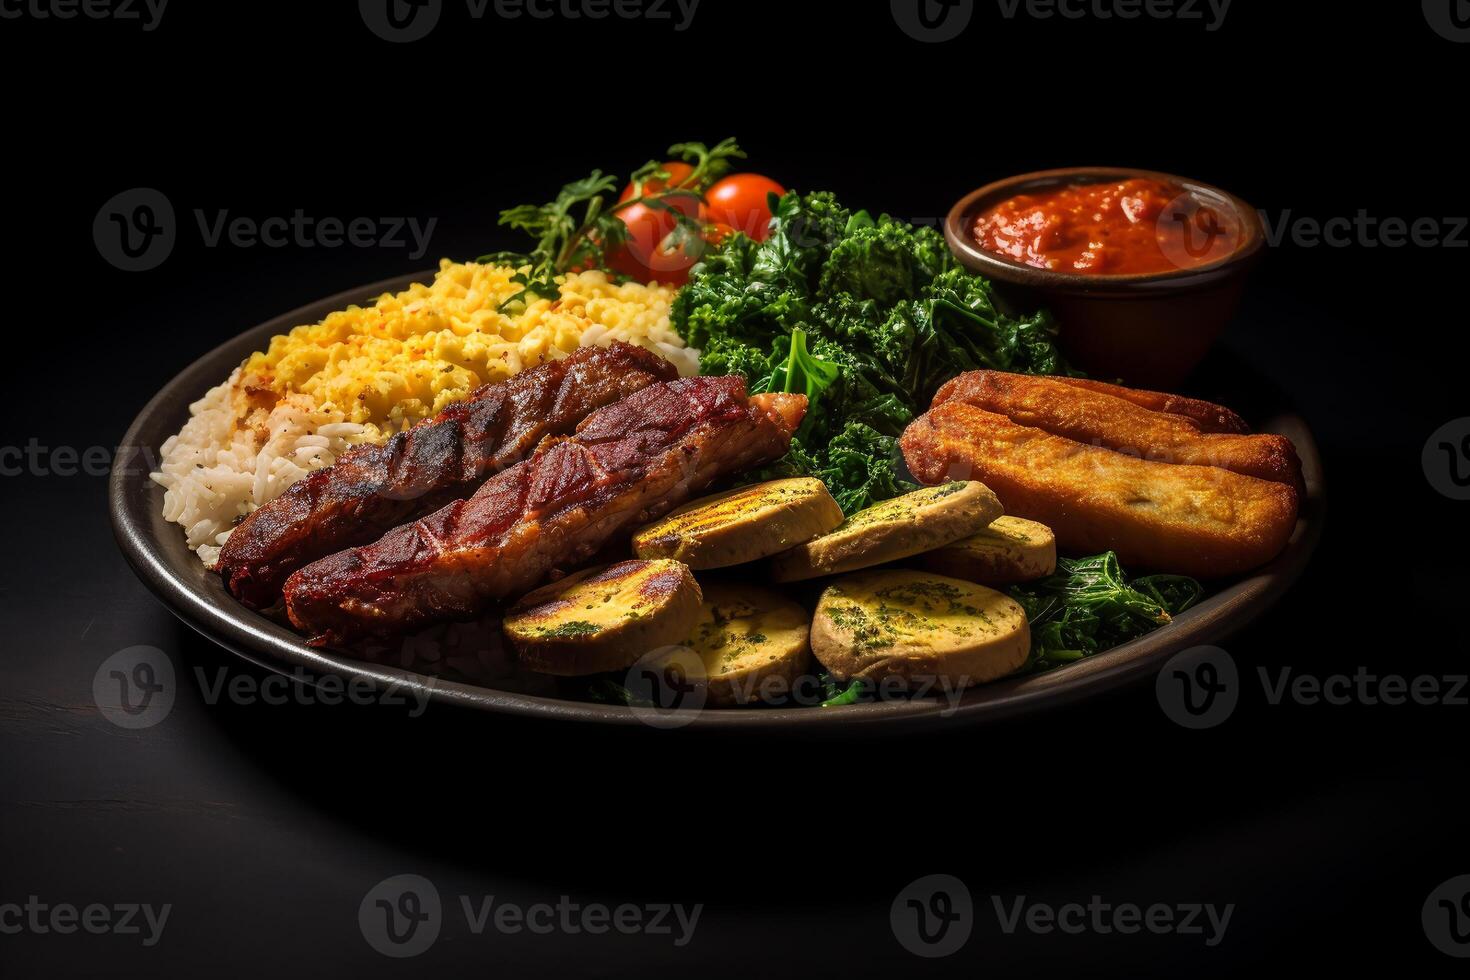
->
[3, 3, 1468, 976]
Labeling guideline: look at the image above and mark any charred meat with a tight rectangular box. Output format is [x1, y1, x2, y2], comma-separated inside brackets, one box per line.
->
[283, 377, 806, 644]
[216, 342, 677, 607]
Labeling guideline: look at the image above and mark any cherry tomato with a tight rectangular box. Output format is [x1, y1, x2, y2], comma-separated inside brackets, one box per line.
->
[606, 218, 739, 287]
[607, 161, 706, 285]
[607, 200, 704, 285]
[705, 173, 786, 241]
[705, 221, 737, 247]
[618, 161, 696, 202]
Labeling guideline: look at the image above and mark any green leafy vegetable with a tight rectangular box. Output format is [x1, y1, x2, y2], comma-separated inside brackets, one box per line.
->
[758, 328, 840, 402]
[819, 677, 867, 708]
[673, 190, 1073, 513]
[1008, 553, 1204, 673]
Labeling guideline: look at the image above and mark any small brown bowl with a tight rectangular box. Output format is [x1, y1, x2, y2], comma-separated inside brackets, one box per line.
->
[945, 167, 1265, 388]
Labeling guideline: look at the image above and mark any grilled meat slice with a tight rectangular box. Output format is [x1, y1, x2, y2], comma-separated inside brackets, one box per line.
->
[216, 342, 677, 608]
[283, 377, 806, 644]
[900, 402, 1298, 578]
[933, 371, 1302, 489]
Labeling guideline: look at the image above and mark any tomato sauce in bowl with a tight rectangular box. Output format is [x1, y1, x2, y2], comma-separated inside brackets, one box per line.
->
[971, 178, 1241, 276]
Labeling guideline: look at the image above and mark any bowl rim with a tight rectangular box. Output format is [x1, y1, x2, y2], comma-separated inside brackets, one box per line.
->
[944, 166, 1265, 294]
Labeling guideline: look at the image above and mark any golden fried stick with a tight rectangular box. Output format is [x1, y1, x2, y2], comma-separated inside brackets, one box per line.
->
[900, 403, 1298, 578]
[933, 371, 1302, 489]
[1050, 377, 1249, 434]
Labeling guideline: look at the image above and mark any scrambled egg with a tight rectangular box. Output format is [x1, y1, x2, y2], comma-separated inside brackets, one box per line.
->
[238, 261, 686, 437]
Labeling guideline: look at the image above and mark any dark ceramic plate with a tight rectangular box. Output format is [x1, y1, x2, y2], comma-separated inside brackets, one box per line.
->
[110, 272, 1325, 730]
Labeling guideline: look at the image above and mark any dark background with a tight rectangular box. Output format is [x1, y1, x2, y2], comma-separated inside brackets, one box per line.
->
[2, 1, 1466, 976]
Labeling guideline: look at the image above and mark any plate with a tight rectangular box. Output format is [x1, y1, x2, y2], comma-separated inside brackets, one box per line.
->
[109, 271, 1325, 730]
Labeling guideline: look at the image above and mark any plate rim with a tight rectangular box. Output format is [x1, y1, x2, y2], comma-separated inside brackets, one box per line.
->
[108, 270, 1326, 731]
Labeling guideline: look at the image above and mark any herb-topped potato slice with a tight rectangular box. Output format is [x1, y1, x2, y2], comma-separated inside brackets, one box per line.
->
[770, 481, 1003, 583]
[684, 583, 812, 706]
[632, 478, 843, 569]
[505, 560, 702, 676]
[920, 516, 1057, 586]
[812, 570, 1029, 687]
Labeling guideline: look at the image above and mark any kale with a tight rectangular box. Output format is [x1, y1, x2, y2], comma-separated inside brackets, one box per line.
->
[1008, 553, 1205, 673]
[696, 334, 775, 384]
[816, 213, 950, 306]
[674, 190, 1073, 514]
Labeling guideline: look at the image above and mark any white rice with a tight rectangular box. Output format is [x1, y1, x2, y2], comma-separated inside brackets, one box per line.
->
[150, 368, 370, 566]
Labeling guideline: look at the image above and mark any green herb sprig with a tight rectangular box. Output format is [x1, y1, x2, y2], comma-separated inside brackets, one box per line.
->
[481, 139, 745, 312]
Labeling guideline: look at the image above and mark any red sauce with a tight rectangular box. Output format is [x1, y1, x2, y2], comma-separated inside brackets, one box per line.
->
[971, 178, 1240, 275]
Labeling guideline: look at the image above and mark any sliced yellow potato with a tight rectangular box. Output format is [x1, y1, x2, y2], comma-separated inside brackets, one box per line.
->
[920, 516, 1057, 586]
[505, 559, 702, 676]
[770, 481, 1003, 583]
[684, 583, 812, 706]
[811, 569, 1029, 687]
[632, 478, 844, 569]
